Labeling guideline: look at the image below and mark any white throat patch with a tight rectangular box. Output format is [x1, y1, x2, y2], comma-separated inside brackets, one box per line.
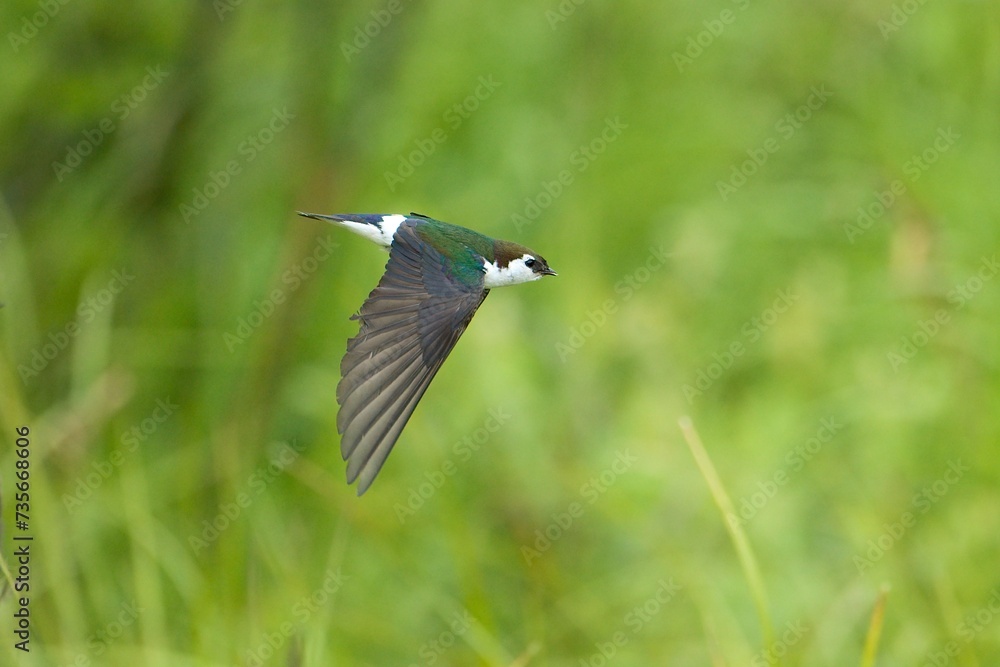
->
[483, 254, 540, 288]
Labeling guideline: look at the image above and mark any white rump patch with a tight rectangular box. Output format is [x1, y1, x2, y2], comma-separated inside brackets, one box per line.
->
[332, 214, 405, 248]
[376, 214, 406, 246]
[483, 254, 541, 288]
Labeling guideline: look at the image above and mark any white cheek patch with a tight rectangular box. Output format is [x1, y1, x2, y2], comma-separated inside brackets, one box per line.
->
[483, 254, 540, 288]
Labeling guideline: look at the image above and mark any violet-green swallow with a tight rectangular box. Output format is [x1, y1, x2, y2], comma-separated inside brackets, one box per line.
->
[297, 211, 556, 495]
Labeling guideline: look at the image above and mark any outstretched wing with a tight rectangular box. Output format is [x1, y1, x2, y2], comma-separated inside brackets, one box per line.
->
[337, 221, 488, 494]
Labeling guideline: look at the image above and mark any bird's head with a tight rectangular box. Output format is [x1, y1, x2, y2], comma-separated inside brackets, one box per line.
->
[486, 241, 557, 288]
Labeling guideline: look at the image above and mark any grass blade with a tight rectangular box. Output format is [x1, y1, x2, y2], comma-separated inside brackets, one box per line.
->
[859, 584, 890, 667]
[679, 416, 775, 654]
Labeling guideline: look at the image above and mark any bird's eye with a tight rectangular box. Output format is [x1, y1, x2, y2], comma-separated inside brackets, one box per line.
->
[524, 258, 536, 268]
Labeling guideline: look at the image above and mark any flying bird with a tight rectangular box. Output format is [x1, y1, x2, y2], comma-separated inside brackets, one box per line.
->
[298, 211, 556, 495]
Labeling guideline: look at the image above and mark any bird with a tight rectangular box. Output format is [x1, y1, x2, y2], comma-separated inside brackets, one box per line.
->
[297, 211, 556, 495]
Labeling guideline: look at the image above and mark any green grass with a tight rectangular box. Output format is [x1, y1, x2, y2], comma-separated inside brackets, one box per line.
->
[680, 416, 775, 655]
[2, 0, 1000, 665]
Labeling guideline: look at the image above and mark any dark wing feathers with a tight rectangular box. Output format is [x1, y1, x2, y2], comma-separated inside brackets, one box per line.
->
[336, 221, 488, 494]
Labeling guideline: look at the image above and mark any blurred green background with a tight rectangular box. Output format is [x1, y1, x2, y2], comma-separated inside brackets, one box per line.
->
[2, 0, 999, 665]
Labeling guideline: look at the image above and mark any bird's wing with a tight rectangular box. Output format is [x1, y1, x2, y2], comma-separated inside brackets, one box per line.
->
[337, 221, 489, 494]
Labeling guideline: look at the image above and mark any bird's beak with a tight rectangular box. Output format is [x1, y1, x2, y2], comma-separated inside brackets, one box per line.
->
[541, 268, 558, 277]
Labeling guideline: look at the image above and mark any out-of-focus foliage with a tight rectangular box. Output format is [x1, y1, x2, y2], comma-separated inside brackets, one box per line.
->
[1, 1, 998, 665]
